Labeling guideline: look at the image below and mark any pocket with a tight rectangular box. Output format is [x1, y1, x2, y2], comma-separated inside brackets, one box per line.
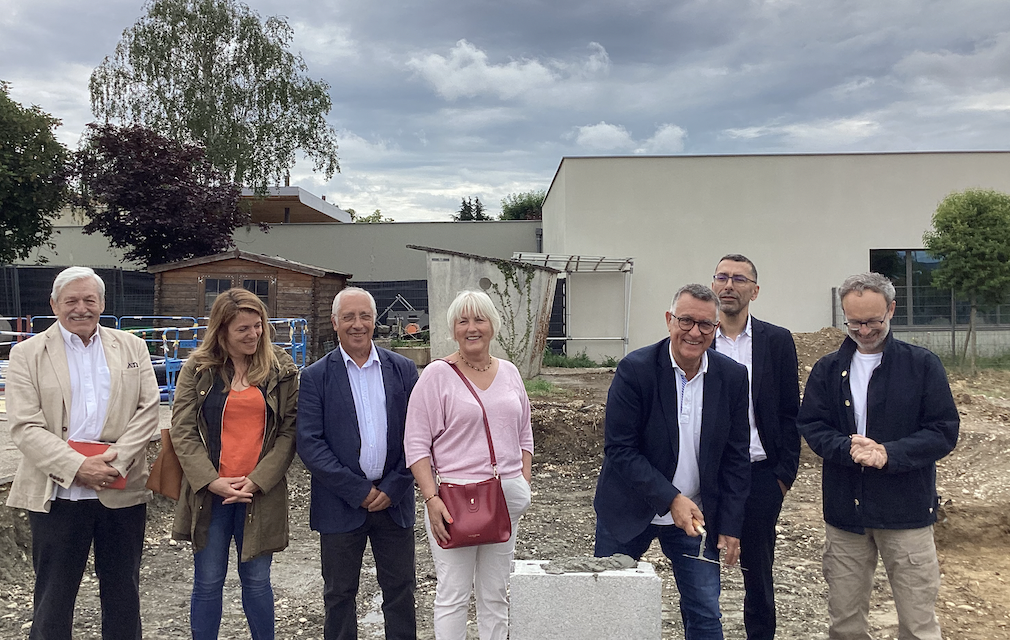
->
[906, 548, 937, 567]
[504, 476, 532, 519]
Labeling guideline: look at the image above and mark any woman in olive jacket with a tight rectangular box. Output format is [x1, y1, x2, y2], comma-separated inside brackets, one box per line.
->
[171, 289, 299, 640]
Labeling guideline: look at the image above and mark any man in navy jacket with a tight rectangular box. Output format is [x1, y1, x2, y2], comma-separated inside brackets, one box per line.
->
[594, 284, 751, 640]
[711, 254, 800, 640]
[297, 288, 419, 640]
[799, 272, 958, 640]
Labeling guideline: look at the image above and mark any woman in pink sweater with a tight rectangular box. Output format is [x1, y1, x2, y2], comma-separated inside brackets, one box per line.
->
[405, 290, 534, 640]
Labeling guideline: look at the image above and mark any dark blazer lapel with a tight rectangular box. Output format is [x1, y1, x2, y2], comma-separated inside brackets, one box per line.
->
[329, 349, 363, 455]
[654, 339, 680, 459]
[378, 349, 401, 461]
[750, 317, 768, 403]
[699, 355, 724, 479]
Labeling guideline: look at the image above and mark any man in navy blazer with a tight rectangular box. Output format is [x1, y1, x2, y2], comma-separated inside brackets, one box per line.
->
[297, 288, 419, 640]
[711, 254, 800, 640]
[594, 284, 751, 640]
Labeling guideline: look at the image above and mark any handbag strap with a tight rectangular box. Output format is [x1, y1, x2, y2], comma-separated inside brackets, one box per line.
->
[430, 359, 498, 480]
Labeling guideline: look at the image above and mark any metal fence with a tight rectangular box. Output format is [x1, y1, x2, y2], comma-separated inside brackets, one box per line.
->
[0, 265, 155, 318]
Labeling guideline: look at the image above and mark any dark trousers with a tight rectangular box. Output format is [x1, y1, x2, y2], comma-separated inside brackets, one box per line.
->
[740, 461, 786, 640]
[320, 509, 416, 640]
[28, 499, 146, 640]
[595, 521, 724, 640]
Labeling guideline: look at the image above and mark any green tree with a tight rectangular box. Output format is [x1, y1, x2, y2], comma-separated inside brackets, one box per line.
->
[500, 189, 545, 220]
[349, 208, 393, 223]
[89, 0, 339, 193]
[0, 82, 69, 263]
[922, 188, 1010, 372]
[74, 123, 248, 267]
[454, 196, 490, 221]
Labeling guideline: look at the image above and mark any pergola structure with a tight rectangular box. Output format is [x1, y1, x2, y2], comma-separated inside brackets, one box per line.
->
[512, 253, 634, 358]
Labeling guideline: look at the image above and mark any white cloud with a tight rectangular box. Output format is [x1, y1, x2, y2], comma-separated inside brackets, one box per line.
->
[635, 124, 687, 154]
[959, 90, 1010, 113]
[573, 122, 687, 154]
[407, 39, 557, 100]
[723, 117, 881, 147]
[574, 121, 635, 151]
[406, 39, 611, 102]
[5, 63, 96, 148]
[290, 21, 359, 65]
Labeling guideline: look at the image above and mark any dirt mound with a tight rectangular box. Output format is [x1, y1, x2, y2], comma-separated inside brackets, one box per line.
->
[0, 485, 31, 585]
[793, 327, 847, 387]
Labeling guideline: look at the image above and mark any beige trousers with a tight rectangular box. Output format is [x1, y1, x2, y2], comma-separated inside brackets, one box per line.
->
[823, 524, 942, 640]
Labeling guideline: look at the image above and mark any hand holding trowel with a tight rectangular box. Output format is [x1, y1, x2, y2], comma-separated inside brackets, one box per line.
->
[682, 518, 746, 570]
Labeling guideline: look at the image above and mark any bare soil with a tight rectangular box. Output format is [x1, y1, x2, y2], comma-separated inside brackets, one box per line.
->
[1, 329, 1009, 639]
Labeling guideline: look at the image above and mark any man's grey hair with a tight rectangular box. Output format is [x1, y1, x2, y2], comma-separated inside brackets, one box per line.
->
[670, 284, 720, 314]
[717, 253, 758, 281]
[332, 286, 377, 319]
[51, 267, 106, 302]
[839, 272, 896, 307]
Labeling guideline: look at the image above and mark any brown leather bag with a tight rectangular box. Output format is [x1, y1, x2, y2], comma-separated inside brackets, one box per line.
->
[146, 428, 183, 500]
[432, 362, 512, 549]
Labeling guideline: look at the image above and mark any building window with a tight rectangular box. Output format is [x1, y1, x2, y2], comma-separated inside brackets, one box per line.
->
[203, 278, 232, 314]
[242, 279, 270, 309]
[200, 275, 276, 315]
[869, 249, 1010, 327]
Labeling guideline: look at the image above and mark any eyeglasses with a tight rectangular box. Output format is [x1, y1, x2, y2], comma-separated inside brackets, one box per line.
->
[713, 273, 756, 285]
[843, 318, 886, 330]
[671, 315, 719, 335]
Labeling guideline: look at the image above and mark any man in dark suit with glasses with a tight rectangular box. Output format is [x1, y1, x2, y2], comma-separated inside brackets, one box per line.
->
[594, 283, 751, 640]
[711, 254, 801, 640]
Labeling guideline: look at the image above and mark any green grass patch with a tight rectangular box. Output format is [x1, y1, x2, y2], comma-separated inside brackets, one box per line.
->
[938, 352, 1010, 371]
[543, 348, 619, 368]
[524, 378, 567, 397]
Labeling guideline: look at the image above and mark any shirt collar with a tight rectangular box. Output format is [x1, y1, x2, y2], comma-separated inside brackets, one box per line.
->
[58, 322, 101, 350]
[339, 342, 380, 369]
[669, 347, 709, 378]
[717, 314, 752, 341]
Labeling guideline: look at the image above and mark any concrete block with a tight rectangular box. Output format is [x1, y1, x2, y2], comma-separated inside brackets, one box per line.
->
[509, 560, 662, 640]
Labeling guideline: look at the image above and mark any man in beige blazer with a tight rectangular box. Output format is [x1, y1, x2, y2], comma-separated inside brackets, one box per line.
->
[6, 266, 160, 640]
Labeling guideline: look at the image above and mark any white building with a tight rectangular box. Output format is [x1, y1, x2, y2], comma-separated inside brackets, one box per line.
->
[542, 152, 1010, 361]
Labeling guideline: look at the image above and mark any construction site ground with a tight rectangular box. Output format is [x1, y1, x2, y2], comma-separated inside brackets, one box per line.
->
[0, 327, 1008, 639]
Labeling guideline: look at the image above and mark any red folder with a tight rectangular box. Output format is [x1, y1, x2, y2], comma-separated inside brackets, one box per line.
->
[68, 440, 127, 489]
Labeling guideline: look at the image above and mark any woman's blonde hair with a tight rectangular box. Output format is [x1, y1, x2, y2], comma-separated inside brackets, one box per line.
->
[190, 289, 277, 387]
[446, 290, 502, 337]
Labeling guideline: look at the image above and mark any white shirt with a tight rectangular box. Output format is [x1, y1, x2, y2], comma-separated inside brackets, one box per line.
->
[849, 351, 883, 437]
[715, 315, 767, 462]
[340, 343, 388, 482]
[653, 349, 708, 526]
[56, 323, 111, 501]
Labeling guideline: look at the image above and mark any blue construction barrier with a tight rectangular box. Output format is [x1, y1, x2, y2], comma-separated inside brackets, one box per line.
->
[0, 315, 309, 403]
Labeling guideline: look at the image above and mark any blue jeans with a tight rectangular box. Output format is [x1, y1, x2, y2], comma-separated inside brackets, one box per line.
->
[595, 521, 723, 640]
[191, 497, 275, 640]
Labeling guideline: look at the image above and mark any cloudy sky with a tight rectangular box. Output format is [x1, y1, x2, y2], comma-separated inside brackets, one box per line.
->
[4, 0, 1010, 221]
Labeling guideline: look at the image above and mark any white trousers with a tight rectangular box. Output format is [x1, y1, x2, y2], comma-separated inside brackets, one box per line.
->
[425, 475, 532, 640]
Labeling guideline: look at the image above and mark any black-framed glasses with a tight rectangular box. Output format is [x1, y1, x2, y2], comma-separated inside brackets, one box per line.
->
[713, 273, 756, 285]
[843, 318, 886, 330]
[671, 314, 719, 335]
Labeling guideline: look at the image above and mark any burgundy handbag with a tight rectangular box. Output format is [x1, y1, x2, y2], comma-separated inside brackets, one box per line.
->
[431, 361, 512, 549]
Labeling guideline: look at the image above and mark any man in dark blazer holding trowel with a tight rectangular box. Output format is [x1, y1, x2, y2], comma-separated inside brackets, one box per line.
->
[594, 283, 751, 640]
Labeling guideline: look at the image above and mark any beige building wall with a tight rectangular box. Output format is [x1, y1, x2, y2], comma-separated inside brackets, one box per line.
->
[26, 220, 542, 282]
[543, 152, 1010, 359]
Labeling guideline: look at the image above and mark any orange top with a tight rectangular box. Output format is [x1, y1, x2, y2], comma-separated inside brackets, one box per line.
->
[219, 386, 266, 478]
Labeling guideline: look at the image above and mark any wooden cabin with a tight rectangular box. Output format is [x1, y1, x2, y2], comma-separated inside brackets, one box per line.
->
[149, 250, 350, 362]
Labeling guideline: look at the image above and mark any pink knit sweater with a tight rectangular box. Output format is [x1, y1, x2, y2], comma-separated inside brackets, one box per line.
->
[404, 359, 533, 480]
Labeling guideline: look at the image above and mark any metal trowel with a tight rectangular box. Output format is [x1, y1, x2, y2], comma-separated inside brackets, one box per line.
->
[681, 519, 745, 570]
